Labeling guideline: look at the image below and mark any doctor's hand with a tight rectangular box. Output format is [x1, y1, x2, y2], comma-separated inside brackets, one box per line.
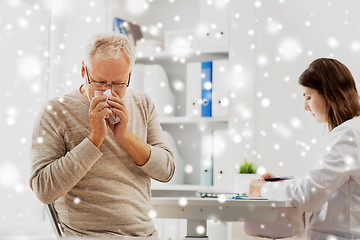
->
[88, 94, 112, 148]
[260, 172, 277, 181]
[249, 180, 266, 197]
[107, 90, 129, 142]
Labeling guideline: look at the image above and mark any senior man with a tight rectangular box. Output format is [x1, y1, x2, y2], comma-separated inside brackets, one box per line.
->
[30, 32, 175, 239]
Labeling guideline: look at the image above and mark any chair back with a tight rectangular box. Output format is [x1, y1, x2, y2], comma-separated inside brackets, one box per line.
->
[45, 203, 63, 239]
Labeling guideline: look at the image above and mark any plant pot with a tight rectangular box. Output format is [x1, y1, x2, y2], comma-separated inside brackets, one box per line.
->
[233, 174, 259, 195]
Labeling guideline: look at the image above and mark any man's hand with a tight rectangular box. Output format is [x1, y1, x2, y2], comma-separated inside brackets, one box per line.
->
[88, 94, 112, 148]
[107, 90, 129, 143]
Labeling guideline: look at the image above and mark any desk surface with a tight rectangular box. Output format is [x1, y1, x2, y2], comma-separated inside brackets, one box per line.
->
[151, 197, 294, 222]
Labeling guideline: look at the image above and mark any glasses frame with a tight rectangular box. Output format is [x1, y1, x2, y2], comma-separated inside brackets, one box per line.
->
[85, 66, 131, 90]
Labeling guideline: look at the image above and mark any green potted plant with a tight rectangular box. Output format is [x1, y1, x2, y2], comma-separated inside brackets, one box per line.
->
[234, 159, 258, 195]
[238, 159, 257, 174]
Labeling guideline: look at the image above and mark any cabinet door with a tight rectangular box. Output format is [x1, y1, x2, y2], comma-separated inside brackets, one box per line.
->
[212, 59, 230, 117]
[213, 129, 232, 190]
[197, 0, 230, 51]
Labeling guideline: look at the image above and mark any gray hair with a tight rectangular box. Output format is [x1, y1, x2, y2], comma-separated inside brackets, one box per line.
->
[84, 32, 135, 72]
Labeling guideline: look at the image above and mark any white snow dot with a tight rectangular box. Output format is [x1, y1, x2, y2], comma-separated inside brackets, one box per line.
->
[351, 41, 360, 52]
[261, 98, 270, 107]
[254, 1, 262, 8]
[179, 197, 188, 206]
[196, 225, 205, 234]
[74, 198, 81, 204]
[185, 164, 193, 174]
[218, 194, 227, 203]
[148, 210, 157, 218]
[17, 17, 29, 28]
[257, 166, 266, 175]
[290, 117, 302, 129]
[6, 117, 15, 126]
[31, 83, 41, 93]
[18, 55, 42, 80]
[327, 37, 339, 48]
[257, 55, 268, 66]
[0, 164, 20, 188]
[220, 98, 229, 106]
[278, 38, 302, 61]
[204, 81, 212, 90]
[174, 15, 180, 22]
[233, 135, 242, 143]
[233, 64, 243, 73]
[163, 105, 173, 114]
[37, 137, 44, 144]
[172, 80, 185, 92]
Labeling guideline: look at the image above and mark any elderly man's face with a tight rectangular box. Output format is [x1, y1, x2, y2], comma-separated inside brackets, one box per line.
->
[82, 54, 131, 100]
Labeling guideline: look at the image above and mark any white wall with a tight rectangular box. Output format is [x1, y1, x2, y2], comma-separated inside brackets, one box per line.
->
[248, 0, 360, 177]
[0, 1, 55, 238]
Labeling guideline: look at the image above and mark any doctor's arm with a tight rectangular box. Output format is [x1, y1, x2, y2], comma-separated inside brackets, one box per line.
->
[258, 125, 359, 212]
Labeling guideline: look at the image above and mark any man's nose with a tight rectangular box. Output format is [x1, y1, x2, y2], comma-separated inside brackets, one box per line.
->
[104, 84, 112, 90]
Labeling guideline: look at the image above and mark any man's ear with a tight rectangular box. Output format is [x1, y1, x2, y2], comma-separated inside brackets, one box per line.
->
[81, 61, 85, 78]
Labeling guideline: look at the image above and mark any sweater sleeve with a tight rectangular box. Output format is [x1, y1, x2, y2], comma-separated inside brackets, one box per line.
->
[29, 103, 102, 204]
[138, 96, 175, 182]
[261, 124, 359, 212]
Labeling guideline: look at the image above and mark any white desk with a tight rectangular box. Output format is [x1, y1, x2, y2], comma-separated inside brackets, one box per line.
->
[151, 197, 294, 239]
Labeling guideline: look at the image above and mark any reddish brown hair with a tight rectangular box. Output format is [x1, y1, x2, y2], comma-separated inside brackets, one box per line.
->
[299, 58, 360, 131]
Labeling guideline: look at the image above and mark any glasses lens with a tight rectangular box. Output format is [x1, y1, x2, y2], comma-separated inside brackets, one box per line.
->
[91, 82, 106, 90]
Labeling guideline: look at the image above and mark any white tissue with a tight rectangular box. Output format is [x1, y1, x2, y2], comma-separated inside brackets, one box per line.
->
[94, 90, 120, 124]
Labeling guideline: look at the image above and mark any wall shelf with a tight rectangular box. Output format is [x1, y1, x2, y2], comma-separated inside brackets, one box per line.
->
[159, 116, 229, 124]
[136, 48, 229, 64]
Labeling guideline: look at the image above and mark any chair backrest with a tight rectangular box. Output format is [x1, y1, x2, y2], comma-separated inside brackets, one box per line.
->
[45, 203, 63, 239]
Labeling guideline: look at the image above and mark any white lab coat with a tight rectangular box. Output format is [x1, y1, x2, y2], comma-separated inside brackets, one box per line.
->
[261, 117, 360, 240]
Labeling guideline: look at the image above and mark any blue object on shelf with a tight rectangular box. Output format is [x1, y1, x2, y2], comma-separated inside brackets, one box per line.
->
[201, 61, 213, 117]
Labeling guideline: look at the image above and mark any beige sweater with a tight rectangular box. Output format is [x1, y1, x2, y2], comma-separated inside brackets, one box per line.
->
[30, 88, 175, 238]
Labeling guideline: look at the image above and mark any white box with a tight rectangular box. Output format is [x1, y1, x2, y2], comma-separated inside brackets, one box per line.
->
[186, 62, 202, 117]
[212, 59, 230, 117]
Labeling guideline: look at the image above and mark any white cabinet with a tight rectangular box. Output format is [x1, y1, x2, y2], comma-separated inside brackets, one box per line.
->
[136, 50, 232, 190]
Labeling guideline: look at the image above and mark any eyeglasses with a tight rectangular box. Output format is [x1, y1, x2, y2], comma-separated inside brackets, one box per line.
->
[85, 66, 130, 90]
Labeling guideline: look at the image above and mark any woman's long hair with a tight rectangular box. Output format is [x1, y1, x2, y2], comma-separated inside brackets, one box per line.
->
[299, 58, 360, 131]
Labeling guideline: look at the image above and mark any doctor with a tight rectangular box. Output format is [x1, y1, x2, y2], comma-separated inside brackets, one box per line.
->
[249, 58, 360, 240]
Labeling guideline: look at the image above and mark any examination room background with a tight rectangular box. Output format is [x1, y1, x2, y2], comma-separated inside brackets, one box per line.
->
[1, 0, 360, 239]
